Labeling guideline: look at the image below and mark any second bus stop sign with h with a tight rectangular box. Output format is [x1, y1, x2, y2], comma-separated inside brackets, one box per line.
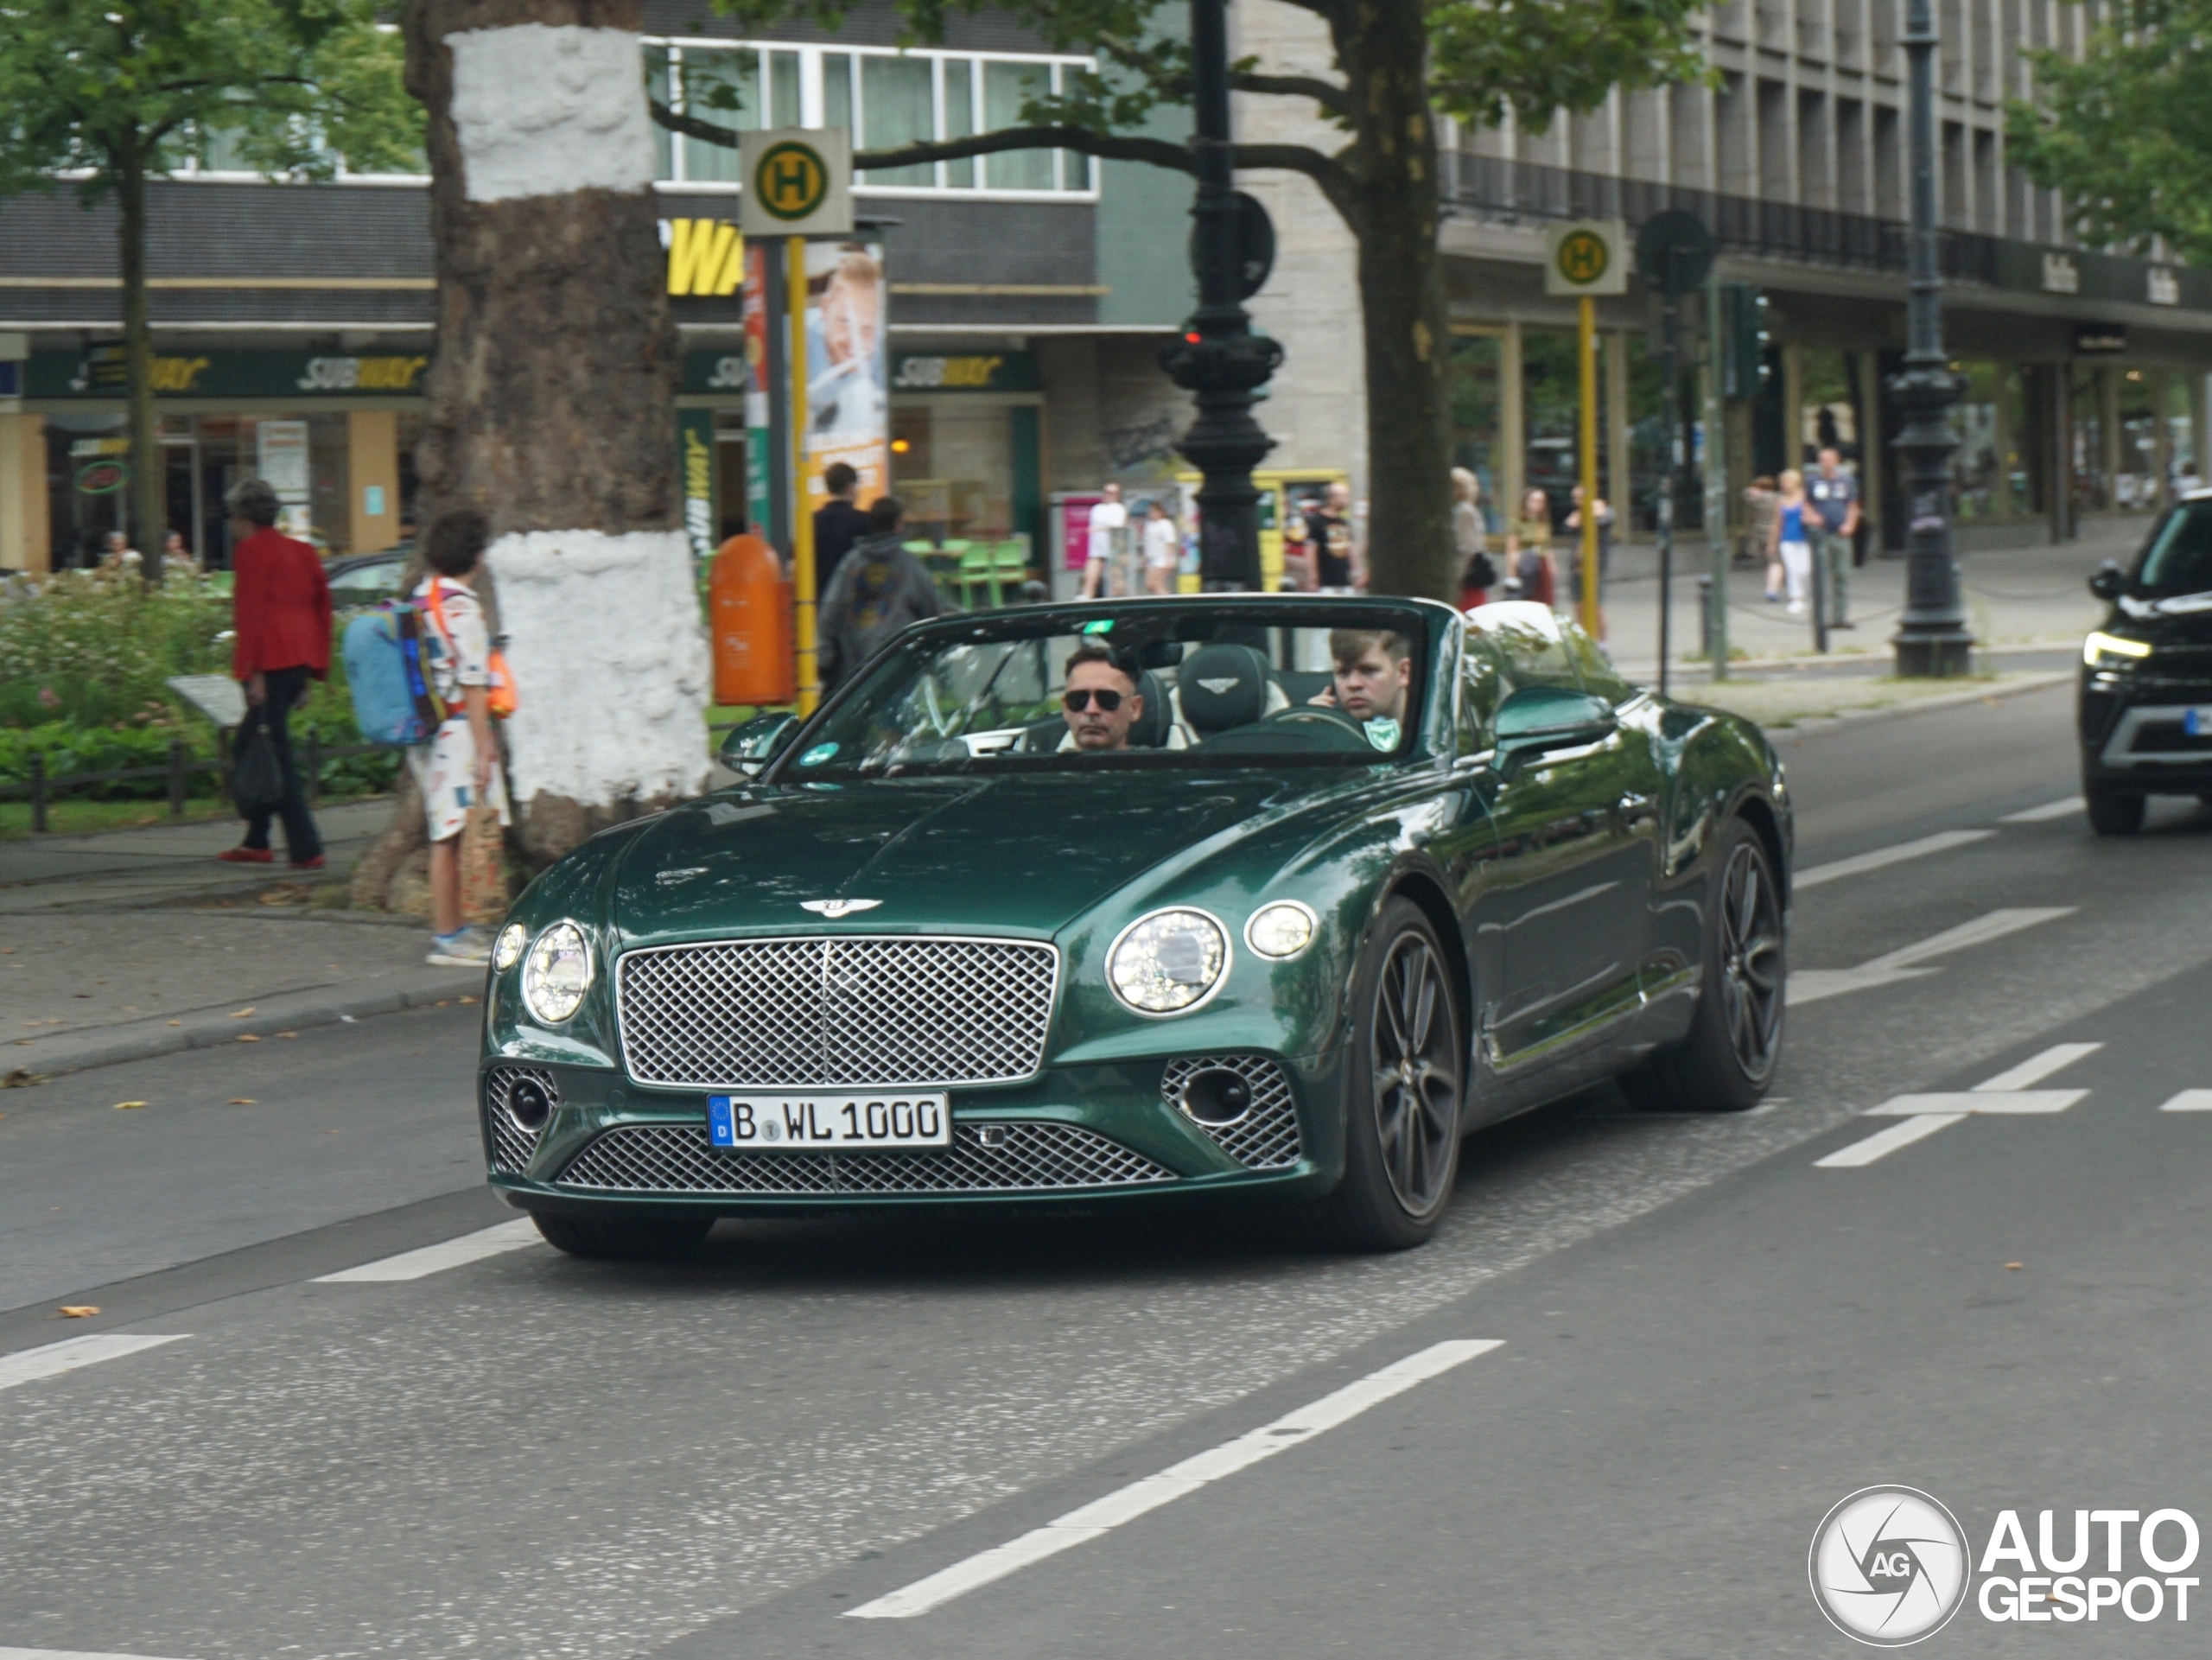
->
[739, 129, 854, 238]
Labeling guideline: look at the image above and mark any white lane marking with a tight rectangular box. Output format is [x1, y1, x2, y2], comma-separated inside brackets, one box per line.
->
[1974, 1042, 2102, 1091]
[314, 1219, 541, 1283]
[0, 1649, 201, 1659]
[1866, 1090, 2087, 1116]
[1788, 908, 2075, 1006]
[1815, 1113, 1967, 1167]
[844, 1339, 1504, 1619]
[1999, 796, 2085, 824]
[1794, 830, 1994, 890]
[0, 1335, 190, 1396]
[2159, 1091, 2212, 1112]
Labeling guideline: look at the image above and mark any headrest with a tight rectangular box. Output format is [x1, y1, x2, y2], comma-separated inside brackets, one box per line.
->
[1126, 669, 1171, 748]
[1179, 643, 1269, 734]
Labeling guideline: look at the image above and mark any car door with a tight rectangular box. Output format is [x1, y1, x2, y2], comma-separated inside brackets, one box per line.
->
[1460, 606, 1653, 1089]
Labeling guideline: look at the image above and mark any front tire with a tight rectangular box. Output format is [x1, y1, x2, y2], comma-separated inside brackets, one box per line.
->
[1314, 897, 1464, 1252]
[532, 1211, 714, 1260]
[2087, 786, 2145, 836]
[1620, 819, 1784, 1114]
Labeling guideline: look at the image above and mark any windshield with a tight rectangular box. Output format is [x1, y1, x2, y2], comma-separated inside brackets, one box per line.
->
[779, 603, 1433, 778]
[2134, 501, 2212, 597]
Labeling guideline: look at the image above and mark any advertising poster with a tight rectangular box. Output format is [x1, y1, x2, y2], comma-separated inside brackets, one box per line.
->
[255, 419, 312, 537]
[799, 240, 889, 523]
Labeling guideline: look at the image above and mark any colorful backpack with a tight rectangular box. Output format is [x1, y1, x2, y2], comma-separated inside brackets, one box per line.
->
[341, 601, 442, 747]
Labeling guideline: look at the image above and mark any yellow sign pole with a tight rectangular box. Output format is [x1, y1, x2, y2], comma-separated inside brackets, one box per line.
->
[1577, 294, 1601, 638]
[788, 234, 819, 715]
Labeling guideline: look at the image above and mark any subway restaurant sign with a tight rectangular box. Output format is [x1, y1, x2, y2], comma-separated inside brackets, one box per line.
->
[28, 347, 430, 400]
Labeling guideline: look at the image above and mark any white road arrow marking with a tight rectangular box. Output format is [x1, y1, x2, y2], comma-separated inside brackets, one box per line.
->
[1794, 829, 1994, 889]
[1818, 1043, 2099, 1166]
[1787, 907, 2075, 1006]
[2158, 1091, 2212, 1112]
[1999, 796, 2085, 824]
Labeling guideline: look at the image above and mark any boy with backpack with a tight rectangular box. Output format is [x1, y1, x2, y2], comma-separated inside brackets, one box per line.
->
[411, 511, 511, 966]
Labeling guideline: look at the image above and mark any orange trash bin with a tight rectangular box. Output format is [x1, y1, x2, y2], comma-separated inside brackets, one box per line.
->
[710, 532, 795, 707]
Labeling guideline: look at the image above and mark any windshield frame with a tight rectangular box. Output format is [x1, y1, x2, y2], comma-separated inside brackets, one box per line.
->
[760, 596, 1457, 785]
[2130, 496, 2212, 600]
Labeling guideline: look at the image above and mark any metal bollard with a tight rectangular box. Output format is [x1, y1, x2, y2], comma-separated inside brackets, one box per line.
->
[305, 731, 321, 804]
[168, 737, 187, 818]
[1696, 574, 1713, 664]
[29, 753, 47, 834]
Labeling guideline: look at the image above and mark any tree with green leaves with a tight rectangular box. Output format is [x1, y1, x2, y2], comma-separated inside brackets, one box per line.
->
[0, 1, 418, 576]
[2006, 0, 2212, 266]
[658, 0, 1706, 598]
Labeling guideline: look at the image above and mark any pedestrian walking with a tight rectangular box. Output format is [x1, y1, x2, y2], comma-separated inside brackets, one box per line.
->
[1503, 488, 1557, 608]
[1806, 447, 1861, 628]
[1304, 481, 1359, 592]
[1079, 482, 1127, 598]
[1141, 497, 1180, 595]
[1562, 483, 1614, 612]
[1452, 467, 1496, 608]
[219, 478, 329, 869]
[818, 496, 943, 689]
[1770, 468, 1814, 616]
[405, 511, 512, 966]
[1745, 475, 1783, 600]
[812, 461, 872, 594]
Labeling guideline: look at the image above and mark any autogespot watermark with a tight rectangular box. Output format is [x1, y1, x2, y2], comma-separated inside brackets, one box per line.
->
[1810, 1486, 2202, 1645]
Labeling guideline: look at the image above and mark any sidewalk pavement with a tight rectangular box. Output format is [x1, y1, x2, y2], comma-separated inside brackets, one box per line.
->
[2, 798, 484, 1083]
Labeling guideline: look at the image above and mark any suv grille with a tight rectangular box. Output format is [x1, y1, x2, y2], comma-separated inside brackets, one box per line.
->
[616, 936, 1058, 1090]
[1161, 1055, 1304, 1170]
[554, 1121, 1175, 1195]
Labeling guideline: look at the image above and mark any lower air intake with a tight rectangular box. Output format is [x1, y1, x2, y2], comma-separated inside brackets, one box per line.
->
[484, 1065, 559, 1174]
[1161, 1054, 1304, 1169]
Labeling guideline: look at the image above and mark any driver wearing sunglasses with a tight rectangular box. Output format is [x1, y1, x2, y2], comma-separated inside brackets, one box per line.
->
[1061, 641, 1144, 752]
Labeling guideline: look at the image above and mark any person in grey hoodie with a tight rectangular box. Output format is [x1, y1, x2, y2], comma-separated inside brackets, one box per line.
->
[817, 496, 944, 688]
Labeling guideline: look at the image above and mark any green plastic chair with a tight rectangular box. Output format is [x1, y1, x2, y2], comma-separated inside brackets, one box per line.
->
[990, 538, 1031, 601]
[956, 544, 1000, 608]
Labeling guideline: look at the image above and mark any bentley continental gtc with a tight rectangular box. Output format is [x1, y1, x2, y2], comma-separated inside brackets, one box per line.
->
[480, 596, 1791, 1256]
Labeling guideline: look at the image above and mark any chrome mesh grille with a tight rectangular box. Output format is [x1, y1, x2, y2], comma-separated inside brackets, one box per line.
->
[484, 1065, 559, 1174]
[1161, 1055, 1304, 1170]
[555, 1121, 1174, 1195]
[615, 936, 1058, 1089]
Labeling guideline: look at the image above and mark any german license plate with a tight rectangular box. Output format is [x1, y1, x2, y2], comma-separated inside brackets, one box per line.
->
[2183, 708, 2212, 736]
[707, 1092, 950, 1151]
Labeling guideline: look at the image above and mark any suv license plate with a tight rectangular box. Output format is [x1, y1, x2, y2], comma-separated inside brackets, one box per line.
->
[707, 1092, 950, 1151]
[2184, 708, 2212, 736]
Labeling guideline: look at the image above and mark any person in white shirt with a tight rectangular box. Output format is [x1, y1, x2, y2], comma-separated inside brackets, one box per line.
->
[1141, 497, 1180, 595]
[1080, 482, 1127, 598]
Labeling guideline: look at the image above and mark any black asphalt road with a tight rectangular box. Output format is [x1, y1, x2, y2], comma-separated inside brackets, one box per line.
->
[6, 680, 2211, 1660]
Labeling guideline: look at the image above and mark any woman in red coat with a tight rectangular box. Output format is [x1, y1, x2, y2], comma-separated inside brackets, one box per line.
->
[222, 479, 332, 868]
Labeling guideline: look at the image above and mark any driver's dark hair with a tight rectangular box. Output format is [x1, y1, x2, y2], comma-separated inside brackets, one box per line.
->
[1330, 628, 1411, 666]
[1065, 640, 1137, 685]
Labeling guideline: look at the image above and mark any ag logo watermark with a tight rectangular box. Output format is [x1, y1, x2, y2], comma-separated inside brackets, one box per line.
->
[1811, 1490, 2201, 1644]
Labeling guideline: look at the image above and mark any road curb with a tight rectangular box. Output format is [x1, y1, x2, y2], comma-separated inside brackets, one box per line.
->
[4, 970, 487, 1085]
[1716, 671, 2074, 745]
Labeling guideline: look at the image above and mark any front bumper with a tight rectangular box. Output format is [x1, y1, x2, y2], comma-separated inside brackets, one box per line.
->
[2081, 677, 2212, 790]
[479, 1051, 1347, 1216]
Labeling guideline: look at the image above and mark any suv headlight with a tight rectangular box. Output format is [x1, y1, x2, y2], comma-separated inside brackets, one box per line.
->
[2083, 629, 2152, 669]
[521, 921, 594, 1024]
[1108, 908, 1230, 1014]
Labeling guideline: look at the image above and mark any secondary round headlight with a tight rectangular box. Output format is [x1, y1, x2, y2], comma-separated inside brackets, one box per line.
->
[1245, 900, 1318, 960]
[521, 921, 594, 1025]
[1108, 908, 1229, 1014]
[492, 922, 527, 972]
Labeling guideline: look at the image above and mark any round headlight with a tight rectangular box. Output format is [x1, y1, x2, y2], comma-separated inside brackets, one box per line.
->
[1245, 900, 1317, 960]
[1107, 908, 1229, 1015]
[521, 921, 594, 1025]
[493, 922, 527, 972]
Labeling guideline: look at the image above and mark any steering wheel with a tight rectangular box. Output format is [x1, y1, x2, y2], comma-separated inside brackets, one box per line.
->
[1255, 703, 1375, 749]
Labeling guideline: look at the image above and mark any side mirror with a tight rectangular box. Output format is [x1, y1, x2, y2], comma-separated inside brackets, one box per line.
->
[717, 711, 800, 777]
[2088, 562, 2126, 602]
[1491, 685, 1616, 767]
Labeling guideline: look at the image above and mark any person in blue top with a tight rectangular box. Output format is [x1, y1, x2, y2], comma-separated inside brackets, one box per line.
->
[1770, 467, 1814, 618]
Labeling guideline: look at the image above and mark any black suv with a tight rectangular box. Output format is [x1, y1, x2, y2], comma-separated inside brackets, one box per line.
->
[2080, 490, 2212, 834]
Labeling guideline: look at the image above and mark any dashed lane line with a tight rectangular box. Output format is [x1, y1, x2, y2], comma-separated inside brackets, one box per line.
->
[844, 1339, 1504, 1619]
[2159, 1091, 2212, 1112]
[0, 1334, 190, 1396]
[1816, 1044, 2102, 1167]
[1974, 1042, 2103, 1091]
[1793, 830, 1995, 890]
[1787, 908, 2075, 1007]
[1812, 1114, 1967, 1168]
[313, 1218, 541, 1283]
[1999, 796, 2086, 824]
[0, 1648, 200, 1659]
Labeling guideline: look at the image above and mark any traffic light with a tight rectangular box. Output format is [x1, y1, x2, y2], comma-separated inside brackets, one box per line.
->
[1723, 284, 1770, 399]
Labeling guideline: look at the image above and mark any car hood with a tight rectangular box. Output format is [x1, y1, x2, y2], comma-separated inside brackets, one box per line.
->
[2115, 593, 2212, 647]
[607, 769, 1371, 941]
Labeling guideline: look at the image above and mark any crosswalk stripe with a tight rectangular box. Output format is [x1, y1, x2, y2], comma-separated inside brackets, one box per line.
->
[1999, 795, 2085, 824]
[0, 1335, 190, 1396]
[2158, 1091, 2212, 1112]
[1794, 830, 1994, 890]
[313, 1219, 541, 1283]
[844, 1339, 1504, 1619]
[1815, 1113, 1967, 1167]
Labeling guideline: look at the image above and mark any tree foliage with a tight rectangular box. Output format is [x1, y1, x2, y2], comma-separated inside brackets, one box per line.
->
[2006, 0, 2212, 264]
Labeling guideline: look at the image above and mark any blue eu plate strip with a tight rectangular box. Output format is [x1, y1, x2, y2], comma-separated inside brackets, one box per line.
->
[707, 1097, 736, 1147]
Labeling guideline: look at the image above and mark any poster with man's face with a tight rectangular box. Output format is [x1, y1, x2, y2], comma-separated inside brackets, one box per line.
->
[802, 241, 889, 520]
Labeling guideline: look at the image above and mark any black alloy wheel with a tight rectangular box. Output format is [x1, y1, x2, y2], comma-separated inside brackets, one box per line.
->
[2087, 785, 2145, 836]
[1316, 896, 1464, 1251]
[1621, 819, 1784, 1114]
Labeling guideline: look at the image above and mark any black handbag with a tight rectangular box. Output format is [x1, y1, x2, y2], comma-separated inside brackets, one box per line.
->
[232, 712, 286, 811]
[1464, 550, 1499, 591]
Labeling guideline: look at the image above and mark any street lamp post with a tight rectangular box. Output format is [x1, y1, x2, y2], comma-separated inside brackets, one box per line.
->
[1159, 0, 1282, 591]
[1889, 0, 1975, 676]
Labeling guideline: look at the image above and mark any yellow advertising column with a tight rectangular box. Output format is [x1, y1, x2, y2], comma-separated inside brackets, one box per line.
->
[1543, 219, 1627, 637]
[787, 233, 819, 714]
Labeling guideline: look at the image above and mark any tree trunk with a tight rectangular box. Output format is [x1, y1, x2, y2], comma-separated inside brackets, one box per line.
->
[1335, 0, 1456, 603]
[117, 145, 164, 581]
[398, 0, 709, 880]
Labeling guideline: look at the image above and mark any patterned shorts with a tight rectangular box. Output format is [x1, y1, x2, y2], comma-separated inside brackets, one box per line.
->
[408, 719, 512, 843]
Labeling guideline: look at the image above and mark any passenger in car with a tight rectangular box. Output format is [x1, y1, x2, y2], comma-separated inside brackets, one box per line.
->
[1308, 629, 1412, 749]
[1060, 642, 1146, 752]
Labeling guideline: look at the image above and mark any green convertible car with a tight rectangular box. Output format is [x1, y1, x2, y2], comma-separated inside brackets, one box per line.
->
[479, 595, 1790, 1256]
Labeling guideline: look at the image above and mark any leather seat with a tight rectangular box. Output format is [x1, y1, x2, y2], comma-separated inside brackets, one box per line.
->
[1177, 643, 1272, 736]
